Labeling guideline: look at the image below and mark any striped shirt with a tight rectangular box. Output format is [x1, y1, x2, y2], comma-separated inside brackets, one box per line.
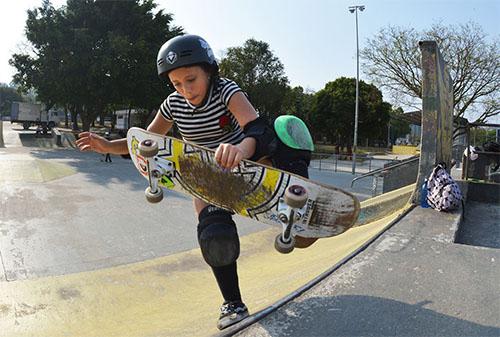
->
[159, 78, 246, 149]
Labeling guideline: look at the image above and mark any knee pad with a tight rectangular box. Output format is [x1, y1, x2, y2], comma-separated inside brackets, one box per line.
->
[278, 159, 310, 178]
[272, 141, 311, 179]
[197, 206, 240, 267]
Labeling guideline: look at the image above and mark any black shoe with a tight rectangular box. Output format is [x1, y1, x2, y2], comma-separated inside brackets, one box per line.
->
[217, 300, 249, 330]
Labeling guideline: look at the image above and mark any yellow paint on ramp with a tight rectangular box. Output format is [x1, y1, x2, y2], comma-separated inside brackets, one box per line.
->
[0, 205, 411, 337]
[0, 156, 76, 183]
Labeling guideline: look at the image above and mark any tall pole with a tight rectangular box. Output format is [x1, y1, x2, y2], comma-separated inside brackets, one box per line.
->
[349, 5, 364, 175]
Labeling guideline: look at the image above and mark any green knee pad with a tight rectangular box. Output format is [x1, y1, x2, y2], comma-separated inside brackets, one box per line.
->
[274, 115, 314, 151]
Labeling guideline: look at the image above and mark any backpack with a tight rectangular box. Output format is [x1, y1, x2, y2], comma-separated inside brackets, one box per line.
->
[426, 163, 463, 212]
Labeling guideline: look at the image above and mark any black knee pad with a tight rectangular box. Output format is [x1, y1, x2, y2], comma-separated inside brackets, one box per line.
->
[281, 159, 309, 178]
[273, 141, 311, 179]
[197, 205, 240, 268]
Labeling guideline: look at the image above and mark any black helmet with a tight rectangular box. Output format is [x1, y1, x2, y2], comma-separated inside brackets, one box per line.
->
[157, 34, 218, 77]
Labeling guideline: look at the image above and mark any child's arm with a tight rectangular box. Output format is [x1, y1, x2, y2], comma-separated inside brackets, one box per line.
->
[76, 111, 173, 155]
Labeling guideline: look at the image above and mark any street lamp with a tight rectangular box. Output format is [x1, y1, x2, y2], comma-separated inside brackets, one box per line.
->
[348, 5, 365, 175]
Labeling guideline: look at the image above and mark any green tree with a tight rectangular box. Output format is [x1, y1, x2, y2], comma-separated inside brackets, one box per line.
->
[281, 86, 315, 124]
[219, 39, 289, 121]
[10, 0, 182, 131]
[310, 77, 391, 147]
[0, 84, 24, 117]
[362, 22, 499, 125]
[388, 107, 411, 145]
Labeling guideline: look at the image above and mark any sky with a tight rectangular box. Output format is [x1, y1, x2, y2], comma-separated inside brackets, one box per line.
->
[0, 0, 498, 116]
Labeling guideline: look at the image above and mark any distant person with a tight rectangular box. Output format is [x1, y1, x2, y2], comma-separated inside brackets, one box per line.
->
[101, 131, 112, 163]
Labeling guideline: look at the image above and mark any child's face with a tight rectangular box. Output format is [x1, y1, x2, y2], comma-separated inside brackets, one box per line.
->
[168, 66, 211, 106]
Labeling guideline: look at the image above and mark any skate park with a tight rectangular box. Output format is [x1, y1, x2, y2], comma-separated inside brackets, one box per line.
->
[0, 42, 498, 337]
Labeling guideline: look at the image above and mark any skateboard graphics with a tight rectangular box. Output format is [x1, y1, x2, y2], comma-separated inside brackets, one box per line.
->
[128, 128, 360, 253]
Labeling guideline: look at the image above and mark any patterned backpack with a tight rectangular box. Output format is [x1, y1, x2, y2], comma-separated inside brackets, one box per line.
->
[426, 163, 463, 212]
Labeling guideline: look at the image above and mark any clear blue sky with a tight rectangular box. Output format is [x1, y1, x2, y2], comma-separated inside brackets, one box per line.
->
[162, 0, 499, 91]
[1, 0, 498, 113]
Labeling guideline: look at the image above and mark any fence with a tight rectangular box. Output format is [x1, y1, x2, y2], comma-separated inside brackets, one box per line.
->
[463, 122, 500, 183]
[310, 153, 398, 175]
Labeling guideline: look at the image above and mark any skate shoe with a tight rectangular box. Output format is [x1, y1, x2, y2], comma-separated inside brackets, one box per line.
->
[217, 300, 249, 330]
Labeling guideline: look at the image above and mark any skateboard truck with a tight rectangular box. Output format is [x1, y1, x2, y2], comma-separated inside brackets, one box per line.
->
[274, 185, 308, 254]
[138, 139, 164, 203]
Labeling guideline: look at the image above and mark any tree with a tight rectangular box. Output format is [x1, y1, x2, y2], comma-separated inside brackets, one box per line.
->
[362, 22, 499, 124]
[219, 39, 289, 121]
[310, 77, 391, 147]
[388, 107, 411, 145]
[10, 0, 182, 131]
[0, 84, 24, 117]
[281, 86, 315, 124]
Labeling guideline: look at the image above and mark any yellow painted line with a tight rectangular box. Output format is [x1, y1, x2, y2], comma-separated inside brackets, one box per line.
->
[37, 159, 77, 182]
[356, 184, 415, 226]
[0, 203, 410, 337]
[359, 184, 415, 209]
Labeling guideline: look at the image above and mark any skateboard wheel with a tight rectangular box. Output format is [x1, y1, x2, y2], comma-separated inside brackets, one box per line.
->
[284, 185, 308, 208]
[145, 186, 163, 203]
[139, 139, 159, 158]
[274, 234, 295, 254]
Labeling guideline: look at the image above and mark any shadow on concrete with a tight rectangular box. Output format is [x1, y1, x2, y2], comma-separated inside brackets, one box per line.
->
[254, 295, 499, 337]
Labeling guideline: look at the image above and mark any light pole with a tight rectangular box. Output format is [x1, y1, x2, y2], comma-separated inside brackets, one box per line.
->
[348, 5, 365, 175]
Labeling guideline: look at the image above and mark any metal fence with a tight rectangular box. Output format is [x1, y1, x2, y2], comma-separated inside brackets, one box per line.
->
[462, 122, 500, 184]
[310, 153, 398, 175]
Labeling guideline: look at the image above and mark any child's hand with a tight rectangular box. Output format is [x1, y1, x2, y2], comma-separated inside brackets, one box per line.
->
[76, 132, 109, 154]
[215, 143, 244, 170]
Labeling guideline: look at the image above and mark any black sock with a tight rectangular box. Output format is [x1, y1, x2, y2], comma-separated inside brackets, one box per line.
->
[211, 262, 242, 303]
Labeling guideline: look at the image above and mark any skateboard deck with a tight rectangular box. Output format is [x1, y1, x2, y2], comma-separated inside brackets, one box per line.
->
[127, 127, 360, 242]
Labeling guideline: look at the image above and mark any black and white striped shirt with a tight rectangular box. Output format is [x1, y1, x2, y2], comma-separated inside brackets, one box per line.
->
[159, 78, 246, 149]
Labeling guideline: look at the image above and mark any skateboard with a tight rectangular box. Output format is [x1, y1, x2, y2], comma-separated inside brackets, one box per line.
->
[127, 127, 360, 253]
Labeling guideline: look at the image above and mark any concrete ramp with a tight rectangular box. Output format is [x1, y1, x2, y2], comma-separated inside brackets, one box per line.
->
[0, 201, 412, 337]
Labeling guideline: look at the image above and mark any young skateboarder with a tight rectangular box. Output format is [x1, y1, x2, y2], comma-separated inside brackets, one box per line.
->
[76, 34, 313, 329]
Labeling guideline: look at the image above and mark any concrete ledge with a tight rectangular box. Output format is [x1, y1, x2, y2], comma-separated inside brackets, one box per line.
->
[52, 127, 62, 146]
[460, 180, 500, 204]
[455, 180, 499, 249]
[52, 128, 77, 148]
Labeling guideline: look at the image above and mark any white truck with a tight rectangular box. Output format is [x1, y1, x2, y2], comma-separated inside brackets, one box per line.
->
[10, 101, 65, 130]
[115, 109, 142, 130]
